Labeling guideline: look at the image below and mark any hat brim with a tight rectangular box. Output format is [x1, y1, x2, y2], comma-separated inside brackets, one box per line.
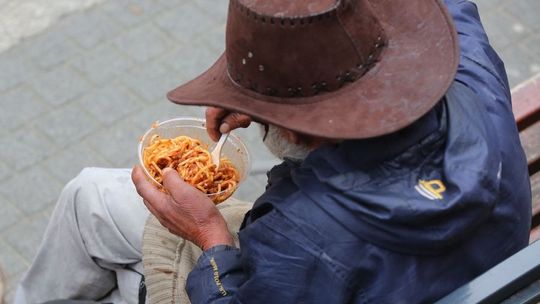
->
[167, 0, 459, 139]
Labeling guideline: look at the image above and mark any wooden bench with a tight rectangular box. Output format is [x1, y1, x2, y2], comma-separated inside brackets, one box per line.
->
[512, 74, 540, 243]
[436, 73, 540, 303]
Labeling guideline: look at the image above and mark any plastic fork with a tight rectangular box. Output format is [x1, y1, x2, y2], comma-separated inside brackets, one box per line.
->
[210, 132, 229, 168]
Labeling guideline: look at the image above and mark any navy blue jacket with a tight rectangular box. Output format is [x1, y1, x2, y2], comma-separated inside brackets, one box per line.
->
[186, 1, 532, 303]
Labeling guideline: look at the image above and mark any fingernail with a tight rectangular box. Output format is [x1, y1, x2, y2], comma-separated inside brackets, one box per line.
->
[219, 123, 230, 134]
[162, 168, 174, 175]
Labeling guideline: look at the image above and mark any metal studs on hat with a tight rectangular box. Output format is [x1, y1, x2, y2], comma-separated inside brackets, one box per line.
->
[266, 87, 278, 96]
[312, 81, 328, 95]
[355, 36, 385, 74]
[287, 87, 304, 97]
[374, 36, 384, 49]
[336, 71, 355, 87]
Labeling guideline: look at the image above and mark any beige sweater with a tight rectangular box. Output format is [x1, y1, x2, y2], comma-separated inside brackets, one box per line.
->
[142, 198, 252, 304]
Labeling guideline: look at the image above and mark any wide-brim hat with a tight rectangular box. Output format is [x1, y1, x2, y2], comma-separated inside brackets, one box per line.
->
[167, 0, 459, 139]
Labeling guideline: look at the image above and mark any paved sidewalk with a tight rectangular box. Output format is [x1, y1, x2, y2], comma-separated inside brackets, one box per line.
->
[0, 0, 106, 52]
[476, 0, 540, 85]
[0, 0, 539, 302]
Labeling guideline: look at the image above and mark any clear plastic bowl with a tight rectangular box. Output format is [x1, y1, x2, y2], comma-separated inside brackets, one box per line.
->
[138, 117, 251, 203]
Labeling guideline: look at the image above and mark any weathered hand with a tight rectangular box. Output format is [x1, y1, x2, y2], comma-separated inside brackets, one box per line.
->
[206, 107, 252, 141]
[131, 165, 234, 250]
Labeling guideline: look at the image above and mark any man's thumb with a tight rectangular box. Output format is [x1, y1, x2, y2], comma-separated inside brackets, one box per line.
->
[220, 113, 251, 133]
[162, 168, 205, 200]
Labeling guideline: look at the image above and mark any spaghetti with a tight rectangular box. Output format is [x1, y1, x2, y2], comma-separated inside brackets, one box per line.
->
[142, 135, 240, 203]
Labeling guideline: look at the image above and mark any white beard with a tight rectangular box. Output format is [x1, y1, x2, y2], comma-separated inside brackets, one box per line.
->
[260, 124, 312, 161]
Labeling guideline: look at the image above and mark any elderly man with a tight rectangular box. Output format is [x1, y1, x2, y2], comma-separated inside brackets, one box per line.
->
[15, 0, 531, 303]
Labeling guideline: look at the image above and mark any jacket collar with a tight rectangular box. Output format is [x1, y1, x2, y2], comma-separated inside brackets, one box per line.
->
[301, 101, 443, 173]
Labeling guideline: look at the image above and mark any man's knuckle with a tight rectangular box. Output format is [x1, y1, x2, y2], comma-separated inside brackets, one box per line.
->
[135, 186, 145, 198]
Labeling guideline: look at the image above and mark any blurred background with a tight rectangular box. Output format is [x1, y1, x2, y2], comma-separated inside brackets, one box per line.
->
[0, 0, 539, 302]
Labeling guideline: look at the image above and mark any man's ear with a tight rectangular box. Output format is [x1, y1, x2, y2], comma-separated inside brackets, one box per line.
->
[281, 129, 302, 145]
[282, 128, 330, 148]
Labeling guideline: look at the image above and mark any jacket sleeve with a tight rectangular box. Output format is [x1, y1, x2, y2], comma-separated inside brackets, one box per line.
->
[185, 245, 246, 304]
[186, 211, 349, 303]
[443, 0, 511, 100]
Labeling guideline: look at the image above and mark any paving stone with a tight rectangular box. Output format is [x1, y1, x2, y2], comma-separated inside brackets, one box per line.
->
[31, 66, 91, 106]
[0, 0, 106, 51]
[114, 22, 172, 63]
[71, 43, 134, 85]
[0, 239, 28, 277]
[19, 23, 66, 54]
[42, 142, 112, 185]
[41, 203, 57, 220]
[200, 26, 227, 53]
[121, 61, 179, 101]
[498, 45, 537, 88]
[2, 213, 51, 261]
[195, 0, 229, 24]
[102, 0, 167, 28]
[121, 111, 156, 136]
[481, 9, 531, 51]
[0, 85, 48, 132]
[235, 172, 268, 203]
[531, 64, 540, 76]
[0, 127, 56, 171]
[36, 41, 80, 70]
[153, 4, 218, 44]
[0, 165, 63, 215]
[0, 47, 35, 92]
[0, 22, 15, 52]
[0, 197, 23, 231]
[84, 116, 148, 167]
[129, 101, 205, 126]
[522, 34, 540, 60]
[161, 42, 222, 84]
[61, 7, 121, 49]
[33, 102, 100, 148]
[76, 83, 143, 125]
[503, 0, 540, 31]
[22, 29, 80, 70]
[0, 161, 9, 181]
[0, 2, 58, 43]
[154, 0, 184, 10]
[475, 0, 505, 13]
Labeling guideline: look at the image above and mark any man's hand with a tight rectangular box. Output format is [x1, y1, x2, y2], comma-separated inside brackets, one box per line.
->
[131, 166, 234, 250]
[206, 107, 252, 141]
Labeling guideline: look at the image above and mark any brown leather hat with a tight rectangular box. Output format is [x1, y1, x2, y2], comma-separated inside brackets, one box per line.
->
[167, 0, 459, 139]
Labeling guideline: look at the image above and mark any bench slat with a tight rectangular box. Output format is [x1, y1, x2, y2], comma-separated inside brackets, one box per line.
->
[531, 172, 540, 231]
[519, 120, 540, 175]
[530, 225, 540, 244]
[512, 74, 540, 131]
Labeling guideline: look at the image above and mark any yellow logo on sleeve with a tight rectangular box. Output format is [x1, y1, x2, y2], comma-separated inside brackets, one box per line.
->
[415, 179, 446, 200]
